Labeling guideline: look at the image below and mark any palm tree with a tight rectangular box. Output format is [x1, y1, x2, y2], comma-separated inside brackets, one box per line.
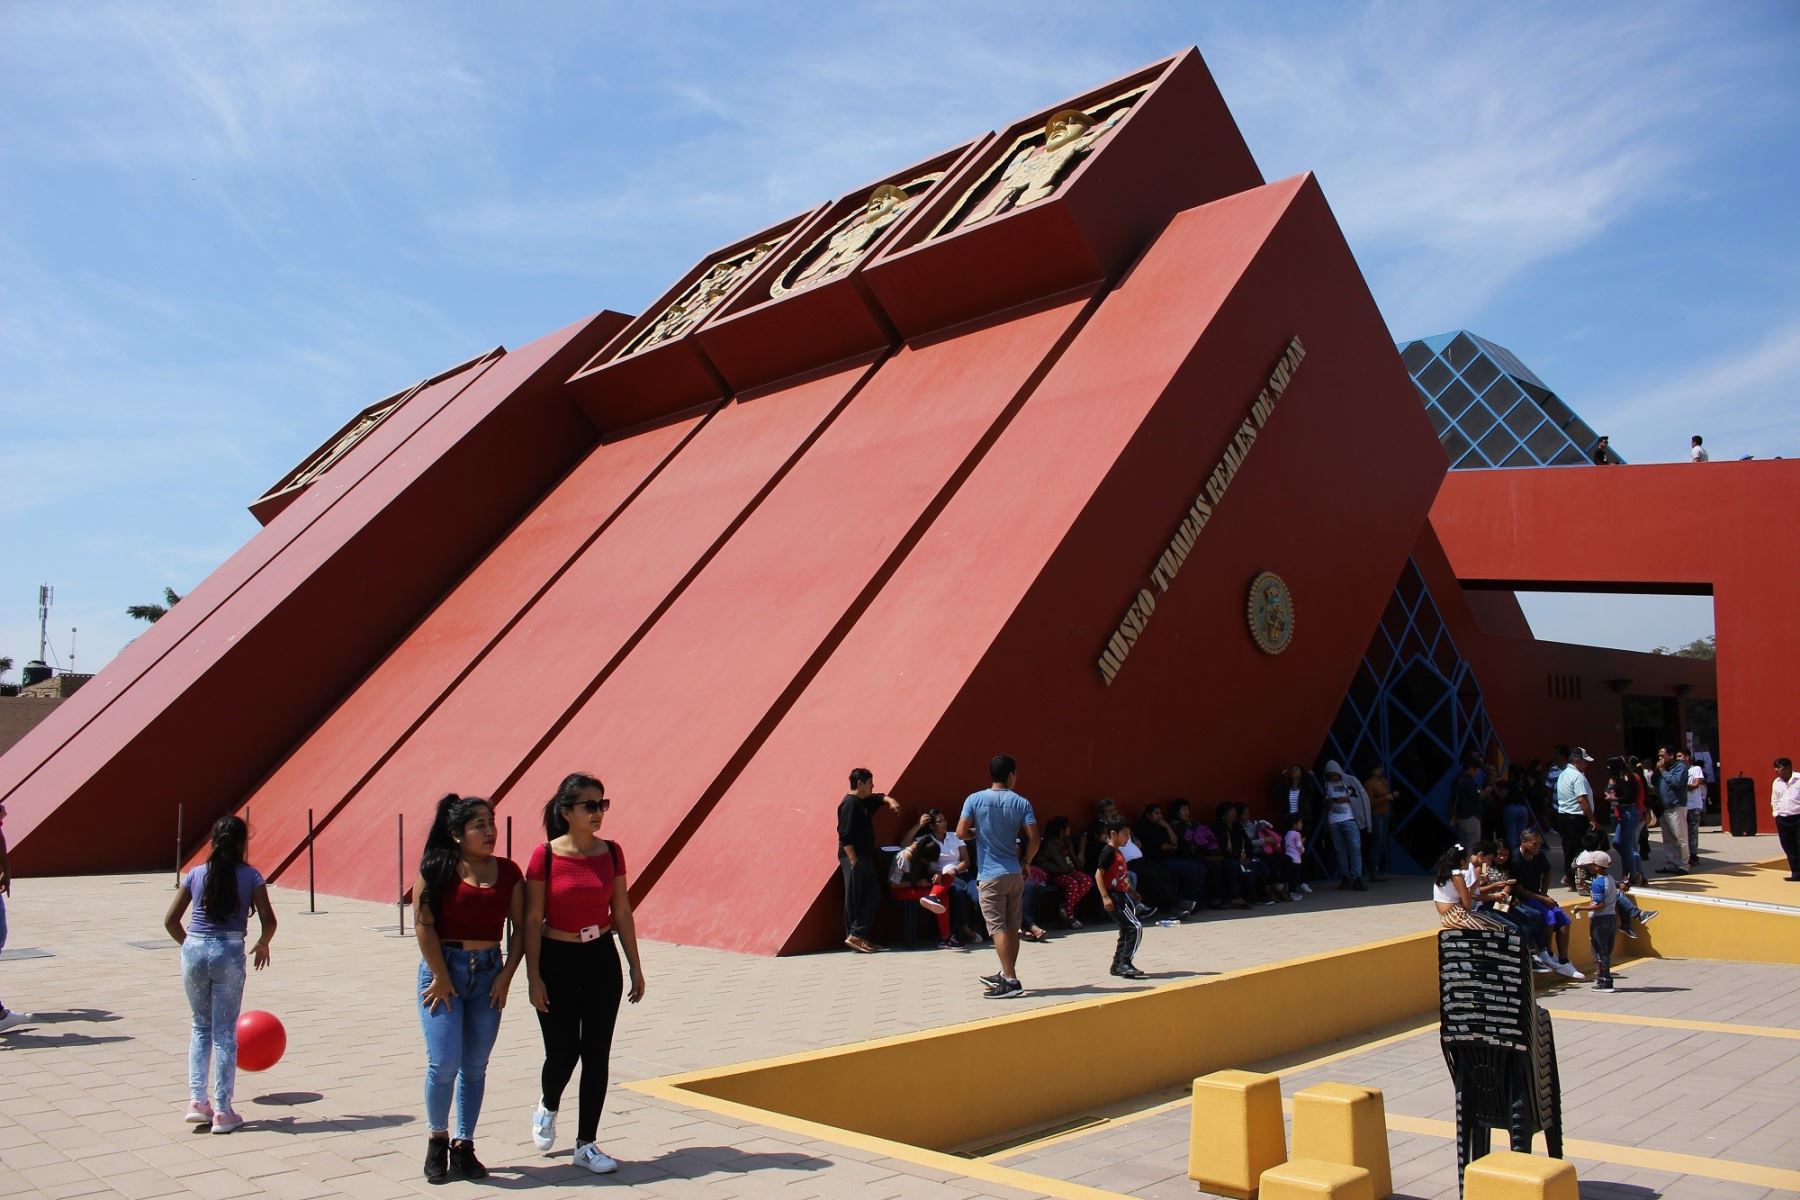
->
[127, 586, 184, 624]
[0, 656, 12, 683]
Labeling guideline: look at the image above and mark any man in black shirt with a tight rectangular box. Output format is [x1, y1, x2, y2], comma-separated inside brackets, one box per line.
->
[838, 767, 901, 953]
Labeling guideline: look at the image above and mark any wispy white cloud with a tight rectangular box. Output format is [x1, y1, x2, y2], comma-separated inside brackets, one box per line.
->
[1204, 4, 1756, 333]
[0, 2, 494, 176]
[1582, 318, 1800, 460]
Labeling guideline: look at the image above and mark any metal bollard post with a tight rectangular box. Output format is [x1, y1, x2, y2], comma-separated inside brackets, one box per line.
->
[307, 808, 317, 914]
[396, 813, 406, 936]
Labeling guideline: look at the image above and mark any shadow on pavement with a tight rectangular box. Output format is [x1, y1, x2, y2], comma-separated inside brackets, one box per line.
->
[0, 1029, 133, 1049]
[483, 1145, 831, 1188]
[14, 1007, 122, 1024]
[255, 1112, 415, 1134]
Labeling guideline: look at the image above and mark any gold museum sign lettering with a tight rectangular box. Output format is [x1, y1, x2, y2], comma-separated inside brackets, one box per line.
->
[1096, 335, 1307, 685]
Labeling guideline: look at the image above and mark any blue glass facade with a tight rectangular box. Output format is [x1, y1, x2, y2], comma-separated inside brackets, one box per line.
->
[1315, 559, 1497, 874]
[1397, 330, 1620, 469]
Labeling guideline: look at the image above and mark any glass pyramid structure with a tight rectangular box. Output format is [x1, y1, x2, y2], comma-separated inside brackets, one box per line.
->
[1396, 330, 1621, 469]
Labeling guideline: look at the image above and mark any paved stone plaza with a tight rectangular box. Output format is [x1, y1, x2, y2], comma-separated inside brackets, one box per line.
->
[0, 834, 1794, 1199]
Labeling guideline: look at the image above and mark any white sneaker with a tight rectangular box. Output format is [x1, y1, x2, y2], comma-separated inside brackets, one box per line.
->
[1553, 960, 1584, 980]
[0, 1011, 31, 1033]
[1298, 883, 1313, 895]
[573, 1142, 618, 1174]
[531, 1102, 557, 1153]
[1531, 952, 1556, 972]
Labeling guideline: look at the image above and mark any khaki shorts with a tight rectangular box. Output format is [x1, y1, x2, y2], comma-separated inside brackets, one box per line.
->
[977, 874, 1024, 934]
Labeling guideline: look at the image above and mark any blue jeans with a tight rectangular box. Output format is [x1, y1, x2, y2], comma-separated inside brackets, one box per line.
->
[182, 935, 247, 1109]
[1614, 808, 1642, 880]
[1328, 820, 1363, 881]
[418, 948, 505, 1140]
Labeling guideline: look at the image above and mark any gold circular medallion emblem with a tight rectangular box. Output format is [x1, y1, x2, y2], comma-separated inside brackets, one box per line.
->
[1246, 571, 1294, 655]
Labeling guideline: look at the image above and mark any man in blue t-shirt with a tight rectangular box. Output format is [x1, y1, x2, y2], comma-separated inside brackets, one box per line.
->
[956, 754, 1038, 1000]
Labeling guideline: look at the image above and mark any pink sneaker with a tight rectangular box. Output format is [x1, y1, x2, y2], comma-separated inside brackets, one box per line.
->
[211, 1109, 245, 1134]
[184, 1100, 214, 1125]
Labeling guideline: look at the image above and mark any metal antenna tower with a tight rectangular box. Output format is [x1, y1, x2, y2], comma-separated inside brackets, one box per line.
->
[37, 583, 53, 662]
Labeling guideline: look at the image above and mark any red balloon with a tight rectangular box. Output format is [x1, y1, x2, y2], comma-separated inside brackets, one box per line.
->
[236, 1010, 286, 1072]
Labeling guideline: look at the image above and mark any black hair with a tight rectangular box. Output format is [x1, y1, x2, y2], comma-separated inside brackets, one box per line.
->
[542, 772, 604, 838]
[901, 808, 945, 844]
[898, 833, 938, 885]
[200, 816, 249, 923]
[1692, 434, 1704, 445]
[1142, 802, 1163, 820]
[1553, 744, 1571, 760]
[1282, 811, 1303, 832]
[989, 754, 1016, 784]
[1214, 800, 1235, 823]
[1473, 839, 1498, 858]
[1433, 843, 1470, 886]
[1102, 817, 1129, 835]
[1170, 799, 1192, 821]
[1045, 815, 1072, 838]
[848, 767, 873, 789]
[418, 794, 493, 923]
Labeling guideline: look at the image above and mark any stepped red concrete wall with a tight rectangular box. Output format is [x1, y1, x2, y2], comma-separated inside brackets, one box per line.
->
[648, 174, 1447, 954]
[302, 359, 878, 899]
[3, 314, 625, 874]
[215, 409, 704, 879]
[490, 295, 1097, 904]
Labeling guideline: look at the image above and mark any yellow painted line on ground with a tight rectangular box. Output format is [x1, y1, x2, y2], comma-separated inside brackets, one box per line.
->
[631, 1078, 1134, 1200]
[1372, 1109, 1800, 1192]
[1551, 1009, 1800, 1040]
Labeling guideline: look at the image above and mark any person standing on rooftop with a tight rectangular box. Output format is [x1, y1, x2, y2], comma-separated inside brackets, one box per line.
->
[957, 755, 1038, 1000]
[1591, 436, 1615, 465]
[1691, 435, 1710, 462]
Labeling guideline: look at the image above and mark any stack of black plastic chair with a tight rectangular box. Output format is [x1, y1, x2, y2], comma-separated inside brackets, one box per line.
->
[1437, 926, 1563, 1192]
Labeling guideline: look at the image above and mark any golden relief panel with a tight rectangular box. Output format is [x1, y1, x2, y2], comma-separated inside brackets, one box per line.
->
[932, 86, 1147, 238]
[769, 172, 942, 298]
[621, 241, 775, 356]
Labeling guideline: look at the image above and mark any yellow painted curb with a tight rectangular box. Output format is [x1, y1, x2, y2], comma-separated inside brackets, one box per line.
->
[632, 1077, 1133, 1200]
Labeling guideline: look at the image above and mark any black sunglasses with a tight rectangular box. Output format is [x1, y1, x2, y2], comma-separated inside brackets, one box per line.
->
[564, 798, 611, 814]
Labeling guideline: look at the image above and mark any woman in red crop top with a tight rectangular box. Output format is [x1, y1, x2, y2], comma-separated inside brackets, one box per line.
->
[522, 772, 646, 1175]
[412, 794, 524, 1184]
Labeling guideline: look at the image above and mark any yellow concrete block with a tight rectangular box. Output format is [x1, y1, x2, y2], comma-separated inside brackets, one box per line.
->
[1291, 1082, 1393, 1199]
[1463, 1150, 1578, 1200]
[1259, 1157, 1374, 1200]
[1188, 1069, 1287, 1199]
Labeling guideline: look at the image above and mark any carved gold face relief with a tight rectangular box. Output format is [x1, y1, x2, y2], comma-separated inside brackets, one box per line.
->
[932, 86, 1146, 237]
[770, 174, 940, 299]
[623, 241, 775, 355]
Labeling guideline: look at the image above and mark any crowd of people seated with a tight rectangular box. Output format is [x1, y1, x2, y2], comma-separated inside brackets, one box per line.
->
[882, 795, 1317, 948]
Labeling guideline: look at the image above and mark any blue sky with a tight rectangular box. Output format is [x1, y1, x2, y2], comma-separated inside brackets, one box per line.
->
[2, 2, 1795, 673]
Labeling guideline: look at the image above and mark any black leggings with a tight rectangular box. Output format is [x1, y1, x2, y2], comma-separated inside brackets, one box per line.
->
[536, 937, 623, 1144]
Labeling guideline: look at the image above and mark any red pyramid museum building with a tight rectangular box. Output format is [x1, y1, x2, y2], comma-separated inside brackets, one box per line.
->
[4, 49, 1788, 954]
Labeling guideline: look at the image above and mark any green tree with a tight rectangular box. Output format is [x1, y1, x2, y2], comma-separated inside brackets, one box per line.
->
[0, 655, 12, 683]
[1651, 634, 1715, 659]
[127, 586, 184, 624]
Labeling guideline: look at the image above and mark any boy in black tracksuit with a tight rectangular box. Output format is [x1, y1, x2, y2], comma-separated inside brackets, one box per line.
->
[1096, 819, 1147, 980]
